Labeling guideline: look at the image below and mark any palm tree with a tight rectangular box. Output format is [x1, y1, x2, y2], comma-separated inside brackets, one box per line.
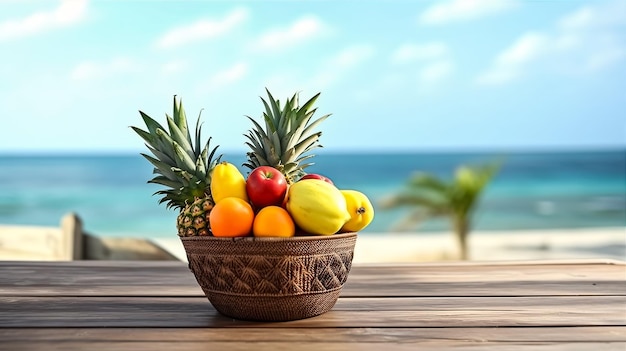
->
[381, 162, 500, 260]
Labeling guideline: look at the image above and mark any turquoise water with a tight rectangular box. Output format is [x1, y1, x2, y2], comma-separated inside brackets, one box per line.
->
[0, 150, 624, 238]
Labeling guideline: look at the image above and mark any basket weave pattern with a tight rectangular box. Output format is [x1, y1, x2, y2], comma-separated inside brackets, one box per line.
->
[181, 233, 357, 321]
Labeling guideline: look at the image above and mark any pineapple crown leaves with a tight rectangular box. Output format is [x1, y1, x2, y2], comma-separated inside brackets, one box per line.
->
[131, 95, 222, 210]
[243, 88, 330, 179]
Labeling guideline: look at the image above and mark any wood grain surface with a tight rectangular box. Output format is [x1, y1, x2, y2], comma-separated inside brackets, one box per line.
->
[0, 260, 624, 351]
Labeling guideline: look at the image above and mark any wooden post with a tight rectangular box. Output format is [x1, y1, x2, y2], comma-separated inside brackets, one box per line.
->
[61, 213, 84, 260]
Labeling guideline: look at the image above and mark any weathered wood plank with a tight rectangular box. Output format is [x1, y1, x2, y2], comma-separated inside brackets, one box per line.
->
[1, 340, 624, 351]
[0, 261, 202, 296]
[1, 261, 624, 350]
[2, 327, 625, 343]
[1, 296, 624, 328]
[0, 214, 84, 261]
[1, 261, 623, 297]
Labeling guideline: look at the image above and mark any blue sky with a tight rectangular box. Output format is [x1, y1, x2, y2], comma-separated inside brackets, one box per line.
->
[1, 0, 625, 154]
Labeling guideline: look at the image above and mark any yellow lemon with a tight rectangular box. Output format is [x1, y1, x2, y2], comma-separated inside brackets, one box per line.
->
[210, 162, 248, 203]
[340, 190, 374, 232]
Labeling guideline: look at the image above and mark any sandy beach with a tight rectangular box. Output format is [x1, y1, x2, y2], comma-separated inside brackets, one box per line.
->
[152, 227, 626, 263]
[1, 213, 623, 262]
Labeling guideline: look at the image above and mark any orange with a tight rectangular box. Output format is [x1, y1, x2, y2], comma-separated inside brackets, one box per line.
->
[252, 206, 296, 238]
[209, 197, 254, 237]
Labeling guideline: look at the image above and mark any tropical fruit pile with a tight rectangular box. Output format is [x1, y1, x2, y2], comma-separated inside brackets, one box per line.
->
[132, 89, 374, 238]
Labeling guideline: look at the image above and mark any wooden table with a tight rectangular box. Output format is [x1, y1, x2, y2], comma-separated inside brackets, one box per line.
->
[1, 260, 625, 350]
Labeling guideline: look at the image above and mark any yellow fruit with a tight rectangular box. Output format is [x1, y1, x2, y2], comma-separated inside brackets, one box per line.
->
[340, 190, 374, 232]
[286, 179, 350, 236]
[210, 162, 248, 203]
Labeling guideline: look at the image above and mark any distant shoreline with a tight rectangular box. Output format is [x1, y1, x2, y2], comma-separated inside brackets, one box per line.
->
[2, 150, 624, 234]
[151, 227, 626, 263]
[83, 224, 626, 239]
[2, 221, 623, 262]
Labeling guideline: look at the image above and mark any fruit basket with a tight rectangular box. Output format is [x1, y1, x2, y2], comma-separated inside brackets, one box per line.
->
[133, 89, 373, 321]
[181, 233, 356, 321]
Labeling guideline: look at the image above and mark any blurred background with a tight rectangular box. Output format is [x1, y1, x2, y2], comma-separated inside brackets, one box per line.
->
[1, 0, 624, 261]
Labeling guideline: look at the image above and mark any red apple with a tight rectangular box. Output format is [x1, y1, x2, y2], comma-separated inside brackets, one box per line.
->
[246, 166, 288, 209]
[300, 173, 334, 185]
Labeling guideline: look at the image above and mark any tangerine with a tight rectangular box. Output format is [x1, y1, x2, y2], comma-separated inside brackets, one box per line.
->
[252, 206, 296, 238]
[209, 197, 254, 237]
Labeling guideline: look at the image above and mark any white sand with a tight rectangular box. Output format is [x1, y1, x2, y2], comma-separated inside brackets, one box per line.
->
[152, 227, 626, 263]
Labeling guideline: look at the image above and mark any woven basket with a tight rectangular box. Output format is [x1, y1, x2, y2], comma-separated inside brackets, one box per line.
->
[180, 232, 357, 321]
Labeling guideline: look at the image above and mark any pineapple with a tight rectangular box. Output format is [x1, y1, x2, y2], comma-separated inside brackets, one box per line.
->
[132, 96, 221, 236]
[244, 89, 330, 184]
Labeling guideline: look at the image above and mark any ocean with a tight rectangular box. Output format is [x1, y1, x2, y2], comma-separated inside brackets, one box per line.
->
[0, 150, 624, 238]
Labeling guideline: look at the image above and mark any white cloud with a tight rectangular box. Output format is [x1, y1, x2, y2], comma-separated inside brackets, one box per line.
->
[558, 6, 595, 31]
[391, 42, 449, 64]
[155, 7, 249, 49]
[419, 0, 518, 26]
[587, 45, 626, 71]
[497, 33, 548, 66]
[254, 15, 329, 51]
[260, 44, 374, 93]
[475, 67, 516, 85]
[0, 0, 87, 42]
[203, 62, 248, 92]
[554, 0, 626, 73]
[419, 60, 454, 83]
[252, 44, 378, 136]
[554, 34, 580, 51]
[558, 0, 626, 31]
[477, 32, 548, 85]
[388, 41, 455, 90]
[477, 0, 626, 86]
[310, 44, 375, 89]
[70, 57, 137, 81]
[332, 44, 375, 68]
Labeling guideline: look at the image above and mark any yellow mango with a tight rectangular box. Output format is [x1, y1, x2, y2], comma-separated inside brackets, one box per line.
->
[340, 190, 374, 232]
[210, 162, 248, 203]
[286, 179, 350, 236]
